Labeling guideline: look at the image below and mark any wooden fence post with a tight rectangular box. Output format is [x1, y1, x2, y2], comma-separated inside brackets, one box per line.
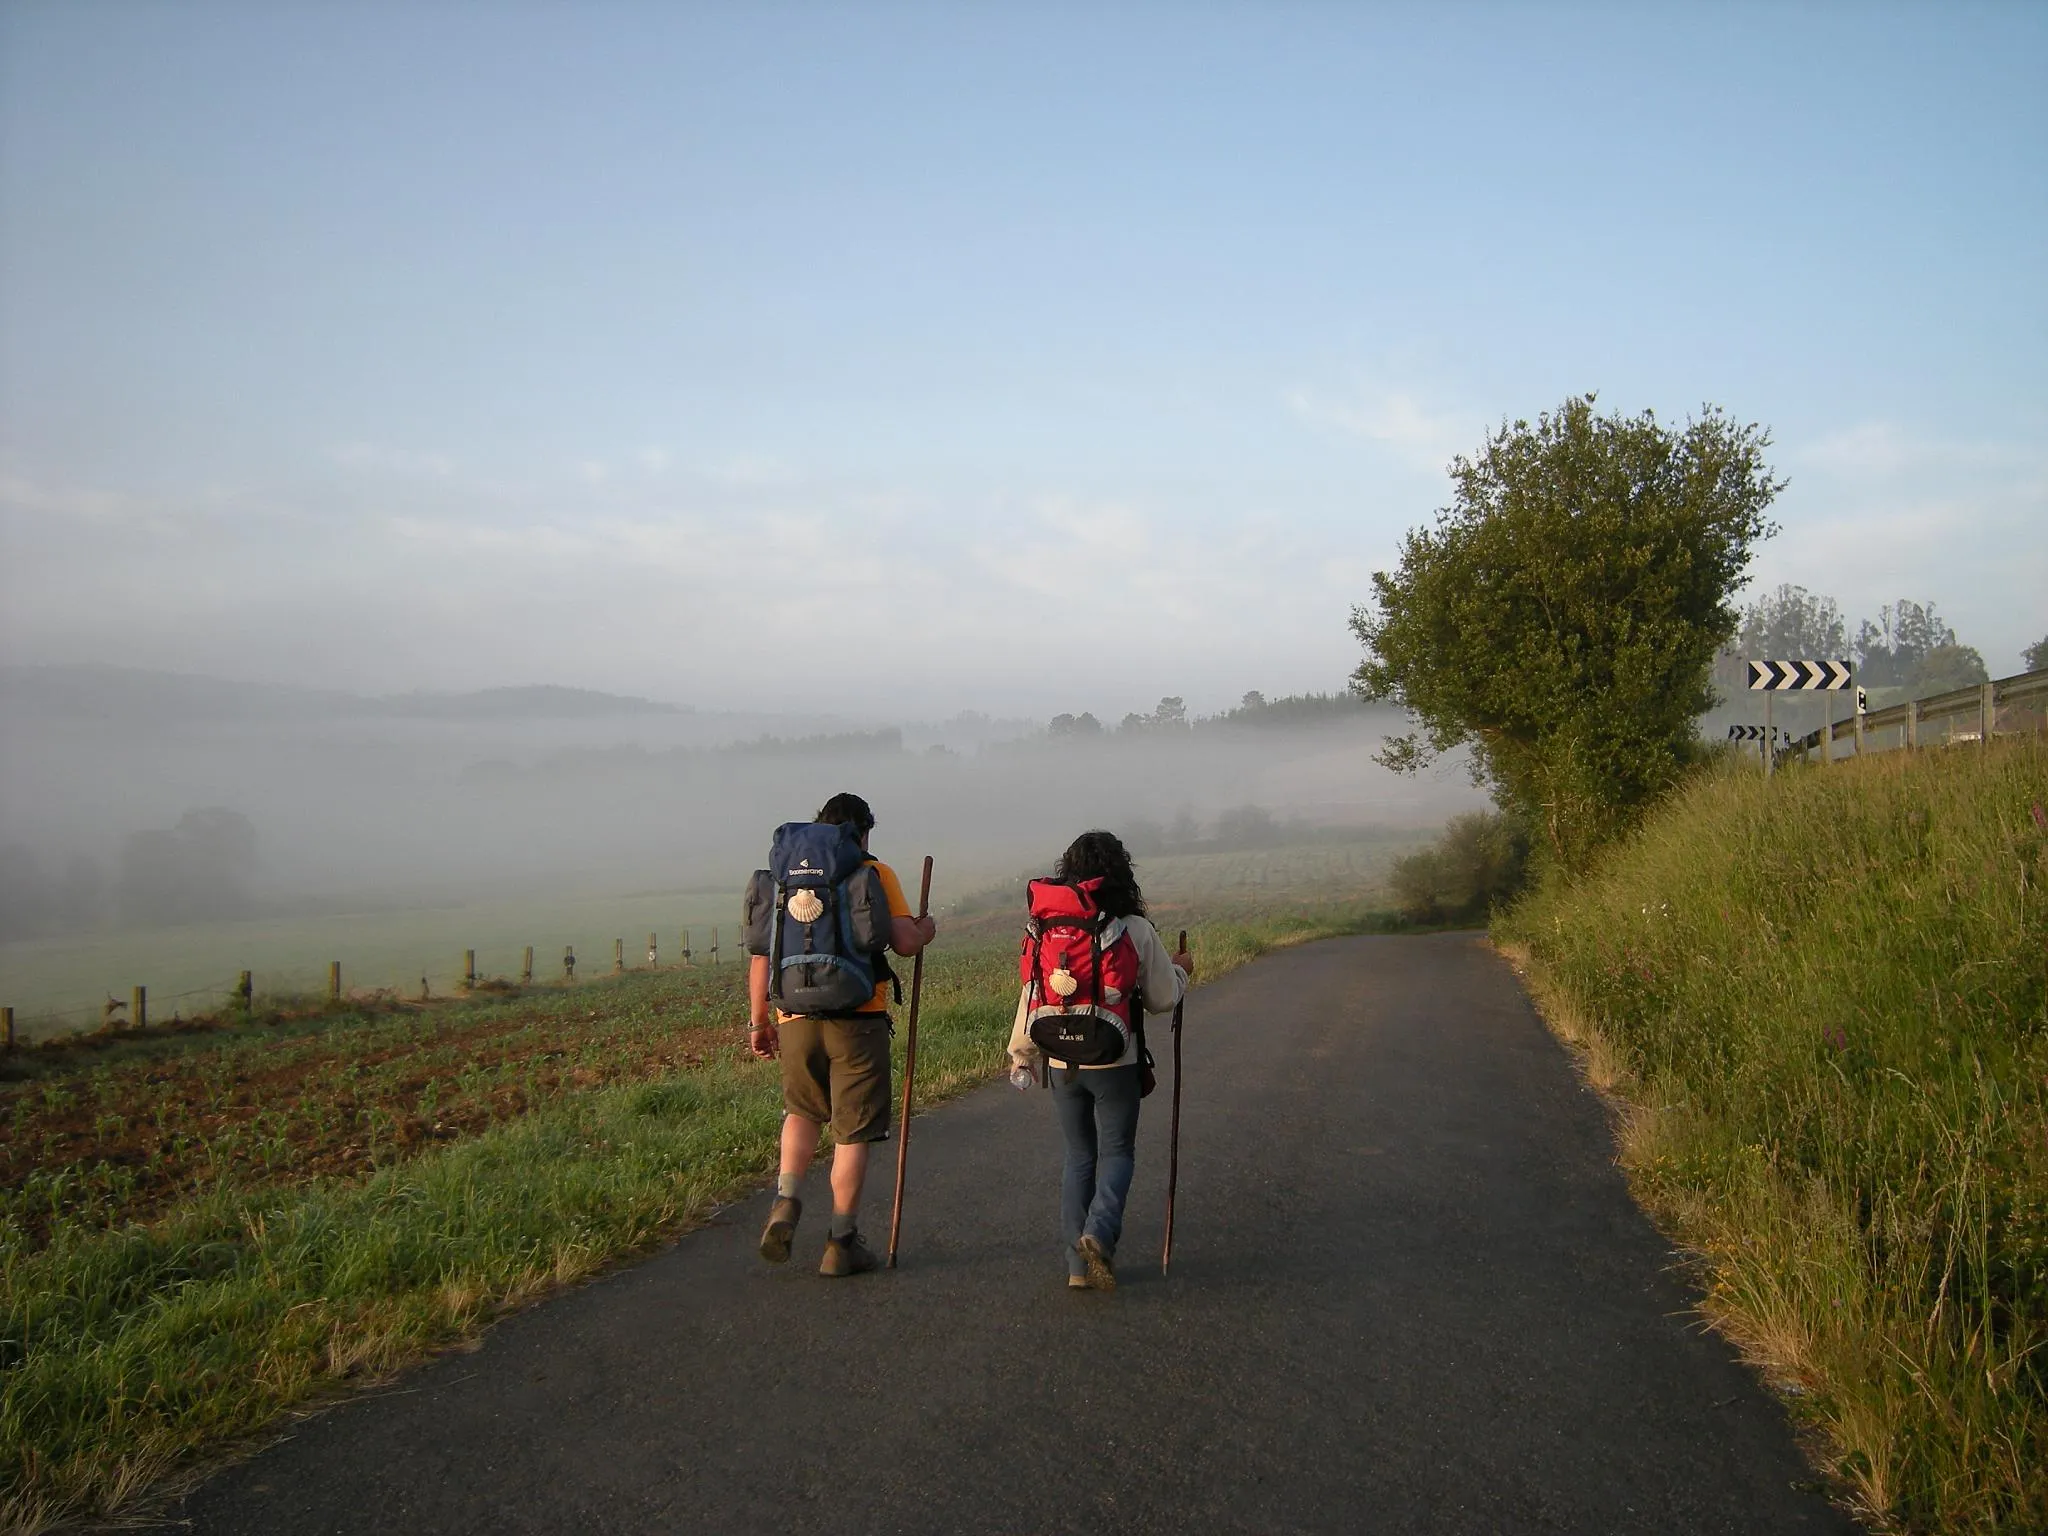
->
[2, 1007, 14, 1052]
[614, 938, 624, 973]
[647, 932, 658, 966]
[463, 949, 476, 988]
[1982, 680, 1996, 748]
[711, 927, 720, 965]
[563, 946, 576, 979]
[237, 971, 253, 1010]
[132, 986, 147, 1032]
[522, 946, 534, 984]
[682, 928, 692, 965]
[328, 961, 342, 1002]
[1906, 698, 1919, 749]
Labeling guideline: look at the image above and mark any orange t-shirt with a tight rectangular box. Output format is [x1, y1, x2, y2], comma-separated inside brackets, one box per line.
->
[855, 859, 913, 1012]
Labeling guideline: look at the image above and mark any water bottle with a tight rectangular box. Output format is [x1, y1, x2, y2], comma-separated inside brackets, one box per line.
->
[1009, 1065, 1035, 1092]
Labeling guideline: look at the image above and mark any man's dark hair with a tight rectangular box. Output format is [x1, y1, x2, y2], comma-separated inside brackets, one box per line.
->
[1055, 829, 1146, 919]
[815, 792, 876, 836]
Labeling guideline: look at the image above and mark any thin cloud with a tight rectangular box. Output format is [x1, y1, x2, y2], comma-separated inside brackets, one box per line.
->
[1286, 382, 1477, 473]
[1795, 421, 2042, 480]
[328, 443, 455, 479]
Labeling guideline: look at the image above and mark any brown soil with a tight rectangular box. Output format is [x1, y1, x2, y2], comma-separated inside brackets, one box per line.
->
[1, 1000, 743, 1248]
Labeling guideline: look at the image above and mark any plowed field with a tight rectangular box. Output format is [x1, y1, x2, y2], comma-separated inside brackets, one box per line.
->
[1, 969, 750, 1251]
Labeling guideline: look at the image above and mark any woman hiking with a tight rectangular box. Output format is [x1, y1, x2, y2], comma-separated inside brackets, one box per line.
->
[1009, 830, 1194, 1290]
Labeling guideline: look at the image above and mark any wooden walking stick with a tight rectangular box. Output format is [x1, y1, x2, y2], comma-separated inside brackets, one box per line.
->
[1162, 929, 1188, 1277]
[886, 855, 935, 1269]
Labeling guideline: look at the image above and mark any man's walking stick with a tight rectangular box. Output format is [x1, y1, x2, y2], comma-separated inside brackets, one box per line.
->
[886, 855, 934, 1269]
[1161, 929, 1188, 1277]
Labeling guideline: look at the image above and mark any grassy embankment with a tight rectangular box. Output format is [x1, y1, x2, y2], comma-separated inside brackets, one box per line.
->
[1, 839, 1408, 1534]
[1499, 739, 2047, 1532]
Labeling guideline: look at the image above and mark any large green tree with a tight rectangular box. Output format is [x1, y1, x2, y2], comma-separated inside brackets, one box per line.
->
[1352, 395, 1782, 873]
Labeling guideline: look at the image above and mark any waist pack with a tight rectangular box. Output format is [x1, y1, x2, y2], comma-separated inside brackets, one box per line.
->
[1021, 877, 1140, 1069]
[741, 822, 896, 1017]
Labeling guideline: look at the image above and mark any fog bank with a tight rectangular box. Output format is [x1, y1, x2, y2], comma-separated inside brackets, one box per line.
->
[0, 668, 1484, 940]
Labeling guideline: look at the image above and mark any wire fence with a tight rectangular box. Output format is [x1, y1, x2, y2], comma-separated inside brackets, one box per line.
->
[1, 925, 745, 1053]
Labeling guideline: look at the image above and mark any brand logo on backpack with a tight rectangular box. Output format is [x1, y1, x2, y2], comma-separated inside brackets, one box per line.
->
[1021, 877, 1141, 1069]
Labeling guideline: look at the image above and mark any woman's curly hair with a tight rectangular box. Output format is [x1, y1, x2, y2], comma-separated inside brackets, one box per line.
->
[1054, 829, 1146, 919]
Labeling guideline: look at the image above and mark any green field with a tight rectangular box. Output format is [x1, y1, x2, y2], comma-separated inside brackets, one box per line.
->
[0, 889, 750, 1040]
[0, 833, 1419, 1042]
[1501, 739, 2047, 1532]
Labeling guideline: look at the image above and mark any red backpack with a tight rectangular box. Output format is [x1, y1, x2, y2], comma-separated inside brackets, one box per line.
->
[1021, 877, 1143, 1070]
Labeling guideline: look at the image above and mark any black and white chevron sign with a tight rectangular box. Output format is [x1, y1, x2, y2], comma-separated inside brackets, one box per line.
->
[1726, 724, 1784, 742]
[1748, 659, 1852, 691]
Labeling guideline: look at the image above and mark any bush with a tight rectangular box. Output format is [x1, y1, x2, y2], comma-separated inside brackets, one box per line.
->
[1389, 811, 1531, 923]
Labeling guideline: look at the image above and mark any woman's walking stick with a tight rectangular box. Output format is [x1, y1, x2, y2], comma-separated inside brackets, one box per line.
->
[1161, 929, 1188, 1277]
[886, 855, 935, 1269]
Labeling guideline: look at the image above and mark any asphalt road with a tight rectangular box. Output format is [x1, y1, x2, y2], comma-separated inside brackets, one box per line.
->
[164, 934, 1857, 1535]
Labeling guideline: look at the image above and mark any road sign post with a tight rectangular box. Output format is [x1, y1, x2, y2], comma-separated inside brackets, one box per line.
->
[1748, 660, 1854, 777]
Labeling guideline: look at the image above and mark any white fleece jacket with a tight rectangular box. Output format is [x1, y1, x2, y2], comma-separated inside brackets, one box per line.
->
[1007, 912, 1187, 1072]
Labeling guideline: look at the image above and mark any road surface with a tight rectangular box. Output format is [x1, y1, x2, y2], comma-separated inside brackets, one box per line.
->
[165, 933, 1855, 1534]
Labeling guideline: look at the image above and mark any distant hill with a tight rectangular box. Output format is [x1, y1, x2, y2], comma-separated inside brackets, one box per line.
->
[371, 685, 685, 720]
[0, 666, 688, 723]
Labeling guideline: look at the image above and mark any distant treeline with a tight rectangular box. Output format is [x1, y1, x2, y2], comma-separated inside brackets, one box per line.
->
[462, 696, 1380, 785]
[1717, 589, 2006, 701]
[1045, 690, 1373, 739]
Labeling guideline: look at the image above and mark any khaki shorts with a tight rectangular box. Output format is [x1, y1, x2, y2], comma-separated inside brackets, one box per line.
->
[778, 1014, 893, 1143]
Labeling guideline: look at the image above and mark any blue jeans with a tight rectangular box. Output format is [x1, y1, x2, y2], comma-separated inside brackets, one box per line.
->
[1054, 1064, 1143, 1271]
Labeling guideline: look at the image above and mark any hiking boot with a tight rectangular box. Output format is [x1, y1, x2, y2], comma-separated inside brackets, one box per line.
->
[1076, 1234, 1116, 1291]
[758, 1197, 802, 1264]
[1067, 1274, 1090, 1290]
[819, 1228, 881, 1277]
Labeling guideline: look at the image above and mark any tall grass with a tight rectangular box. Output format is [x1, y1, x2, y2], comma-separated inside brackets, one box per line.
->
[1, 903, 1383, 1534]
[1500, 739, 2048, 1532]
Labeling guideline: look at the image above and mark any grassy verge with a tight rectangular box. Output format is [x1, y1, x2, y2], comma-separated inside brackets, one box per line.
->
[2, 893, 1396, 1534]
[1498, 739, 2047, 1532]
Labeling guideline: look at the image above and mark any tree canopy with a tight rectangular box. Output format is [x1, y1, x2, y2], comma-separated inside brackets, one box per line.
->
[1738, 584, 1846, 662]
[1352, 395, 1782, 872]
[1852, 600, 1987, 692]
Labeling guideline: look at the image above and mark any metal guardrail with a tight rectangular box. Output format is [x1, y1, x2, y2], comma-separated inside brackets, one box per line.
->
[1778, 668, 2048, 765]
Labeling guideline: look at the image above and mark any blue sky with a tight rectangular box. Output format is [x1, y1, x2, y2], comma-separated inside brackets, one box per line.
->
[2, 1, 2042, 717]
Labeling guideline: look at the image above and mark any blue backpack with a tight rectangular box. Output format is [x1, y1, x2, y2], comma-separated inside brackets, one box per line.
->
[741, 822, 897, 1017]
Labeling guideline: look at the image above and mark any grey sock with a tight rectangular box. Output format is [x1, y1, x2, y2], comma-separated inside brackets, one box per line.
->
[777, 1173, 801, 1200]
[829, 1211, 858, 1240]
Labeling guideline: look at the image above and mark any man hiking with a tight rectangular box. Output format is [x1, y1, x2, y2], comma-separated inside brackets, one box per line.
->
[744, 792, 935, 1276]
